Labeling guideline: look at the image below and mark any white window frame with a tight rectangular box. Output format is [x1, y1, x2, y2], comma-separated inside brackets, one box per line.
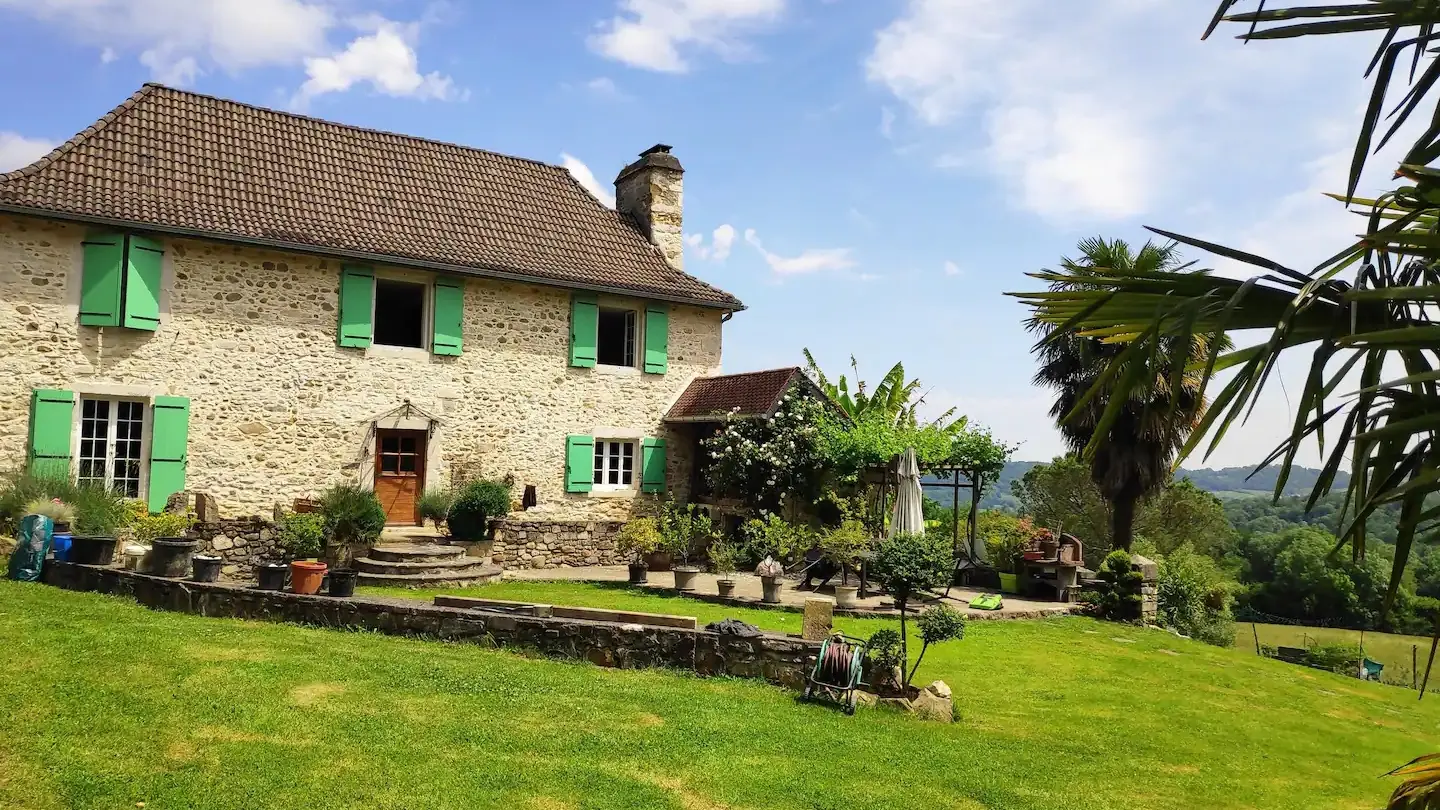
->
[595, 305, 640, 369]
[74, 396, 149, 498]
[591, 439, 637, 491]
[371, 271, 433, 351]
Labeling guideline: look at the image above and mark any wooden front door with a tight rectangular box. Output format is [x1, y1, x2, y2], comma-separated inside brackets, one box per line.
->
[375, 429, 426, 525]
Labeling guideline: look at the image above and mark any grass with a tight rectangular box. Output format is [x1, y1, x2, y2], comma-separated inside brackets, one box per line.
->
[1235, 621, 1438, 688]
[4, 582, 1439, 810]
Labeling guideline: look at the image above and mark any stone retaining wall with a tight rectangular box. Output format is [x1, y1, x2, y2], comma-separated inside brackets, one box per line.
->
[491, 519, 624, 569]
[189, 517, 280, 579]
[43, 562, 820, 688]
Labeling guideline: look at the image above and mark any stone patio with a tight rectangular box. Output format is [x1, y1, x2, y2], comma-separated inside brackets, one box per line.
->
[502, 565, 1078, 619]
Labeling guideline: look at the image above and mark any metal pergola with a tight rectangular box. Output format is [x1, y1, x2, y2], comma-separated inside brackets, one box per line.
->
[861, 454, 988, 596]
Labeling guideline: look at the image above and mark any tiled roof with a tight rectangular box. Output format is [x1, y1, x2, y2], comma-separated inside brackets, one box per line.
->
[0, 84, 741, 309]
[665, 368, 803, 422]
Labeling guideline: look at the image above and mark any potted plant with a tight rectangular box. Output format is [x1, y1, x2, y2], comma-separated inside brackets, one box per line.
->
[820, 520, 871, 608]
[710, 538, 740, 598]
[756, 557, 784, 603]
[416, 488, 455, 532]
[616, 517, 660, 585]
[660, 501, 714, 592]
[447, 479, 511, 557]
[277, 510, 327, 594]
[318, 484, 386, 569]
[70, 483, 129, 566]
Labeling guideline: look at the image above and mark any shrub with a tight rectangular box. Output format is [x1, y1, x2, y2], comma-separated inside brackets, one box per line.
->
[658, 501, 716, 567]
[0, 473, 79, 534]
[872, 530, 953, 686]
[819, 520, 872, 583]
[865, 627, 904, 692]
[710, 538, 740, 576]
[131, 511, 193, 544]
[277, 511, 326, 560]
[1304, 642, 1363, 673]
[319, 484, 386, 546]
[615, 517, 661, 563]
[448, 480, 511, 541]
[1085, 550, 1144, 622]
[909, 604, 966, 683]
[741, 514, 808, 564]
[417, 489, 454, 525]
[70, 484, 131, 535]
[1158, 545, 1235, 647]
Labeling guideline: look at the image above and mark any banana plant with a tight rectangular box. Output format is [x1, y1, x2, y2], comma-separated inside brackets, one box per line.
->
[802, 349, 959, 430]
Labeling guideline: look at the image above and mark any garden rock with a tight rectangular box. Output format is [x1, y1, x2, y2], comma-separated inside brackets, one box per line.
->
[911, 685, 954, 723]
[926, 679, 952, 699]
[706, 619, 762, 638]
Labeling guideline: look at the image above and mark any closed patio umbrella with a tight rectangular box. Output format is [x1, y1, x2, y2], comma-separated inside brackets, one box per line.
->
[888, 447, 925, 538]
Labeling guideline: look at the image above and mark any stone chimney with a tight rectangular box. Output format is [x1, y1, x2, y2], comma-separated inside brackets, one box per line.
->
[615, 144, 684, 270]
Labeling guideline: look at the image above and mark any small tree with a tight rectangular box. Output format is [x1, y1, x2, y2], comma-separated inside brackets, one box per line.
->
[1086, 550, 1144, 621]
[710, 538, 740, 578]
[871, 530, 951, 686]
[615, 517, 661, 565]
[819, 520, 871, 585]
[909, 604, 966, 684]
[742, 513, 809, 566]
[658, 501, 716, 568]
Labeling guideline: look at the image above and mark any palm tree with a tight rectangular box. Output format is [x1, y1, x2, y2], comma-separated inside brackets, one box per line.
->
[1028, 238, 1211, 551]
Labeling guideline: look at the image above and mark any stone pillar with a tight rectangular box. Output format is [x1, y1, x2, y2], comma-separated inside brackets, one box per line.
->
[802, 598, 833, 641]
[1132, 554, 1159, 622]
[614, 144, 684, 270]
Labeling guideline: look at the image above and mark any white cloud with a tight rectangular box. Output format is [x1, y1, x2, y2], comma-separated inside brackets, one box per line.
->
[687, 223, 737, 261]
[294, 21, 455, 107]
[586, 77, 622, 97]
[0, 133, 57, 173]
[561, 153, 616, 208]
[744, 228, 855, 275]
[943, 260, 961, 276]
[0, 0, 455, 105]
[590, 0, 785, 73]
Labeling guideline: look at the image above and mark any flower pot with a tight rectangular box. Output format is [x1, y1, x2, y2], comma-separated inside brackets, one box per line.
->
[646, 551, 673, 572]
[146, 537, 199, 578]
[289, 560, 328, 594]
[257, 563, 288, 591]
[834, 583, 860, 609]
[627, 562, 649, 585]
[717, 579, 736, 599]
[68, 535, 117, 566]
[328, 568, 357, 598]
[192, 554, 223, 582]
[122, 545, 148, 571]
[50, 528, 72, 562]
[672, 565, 701, 592]
[761, 575, 783, 604]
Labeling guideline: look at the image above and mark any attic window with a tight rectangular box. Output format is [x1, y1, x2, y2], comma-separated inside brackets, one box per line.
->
[374, 279, 427, 349]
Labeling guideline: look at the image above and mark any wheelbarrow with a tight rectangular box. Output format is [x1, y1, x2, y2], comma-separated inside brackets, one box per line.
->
[803, 633, 868, 715]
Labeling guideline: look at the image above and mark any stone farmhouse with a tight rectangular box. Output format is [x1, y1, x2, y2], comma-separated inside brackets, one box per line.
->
[0, 84, 757, 528]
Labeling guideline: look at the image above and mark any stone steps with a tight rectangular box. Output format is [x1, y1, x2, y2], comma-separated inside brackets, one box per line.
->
[367, 543, 467, 564]
[356, 543, 501, 588]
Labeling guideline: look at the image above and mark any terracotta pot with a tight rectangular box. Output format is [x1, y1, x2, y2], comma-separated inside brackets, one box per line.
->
[672, 566, 701, 592]
[834, 584, 860, 609]
[717, 579, 736, 599]
[289, 560, 328, 594]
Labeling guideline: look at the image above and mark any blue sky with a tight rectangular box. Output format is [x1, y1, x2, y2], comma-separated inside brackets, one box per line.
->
[0, 0, 1391, 467]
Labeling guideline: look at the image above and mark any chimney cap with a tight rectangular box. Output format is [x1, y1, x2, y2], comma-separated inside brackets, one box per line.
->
[642, 143, 673, 156]
[616, 144, 683, 182]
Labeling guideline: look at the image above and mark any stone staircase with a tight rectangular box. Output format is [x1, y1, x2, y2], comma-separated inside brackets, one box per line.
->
[355, 543, 503, 587]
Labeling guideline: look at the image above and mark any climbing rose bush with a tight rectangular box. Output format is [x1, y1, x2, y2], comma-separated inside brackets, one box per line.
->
[702, 391, 828, 515]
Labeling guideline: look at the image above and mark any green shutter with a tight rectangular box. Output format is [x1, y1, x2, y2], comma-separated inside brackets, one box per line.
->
[643, 304, 669, 374]
[79, 233, 124, 327]
[569, 293, 598, 368]
[566, 434, 594, 493]
[432, 277, 464, 356]
[641, 437, 667, 494]
[337, 265, 374, 348]
[122, 235, 163, 331]
[27, 389, 74, 479]
[147, 396, 190, 513]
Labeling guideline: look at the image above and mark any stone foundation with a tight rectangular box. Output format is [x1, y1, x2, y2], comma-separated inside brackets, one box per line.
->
[491, 519, 624, 569]
[189, 517, 279, 579]
[43, 562, 821, 688]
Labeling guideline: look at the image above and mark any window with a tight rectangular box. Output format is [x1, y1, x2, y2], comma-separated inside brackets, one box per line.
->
[77, 398, 146, 497]
[379, 432, 421, 474]
[596, 308, 637, 367]
[592, 440, 635, 489]
[373, 279, 427, 348]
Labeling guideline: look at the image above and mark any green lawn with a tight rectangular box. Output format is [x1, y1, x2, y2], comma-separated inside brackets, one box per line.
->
[1235, 621, 1437, 688]
[3, 582, 1438, 810]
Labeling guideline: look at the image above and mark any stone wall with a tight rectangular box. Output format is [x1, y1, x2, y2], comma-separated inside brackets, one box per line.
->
[190, 517, 279, 579]
[491, 519, 624, 569]
[0, 213, 723, 520]
[44, 562, 819, 688]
